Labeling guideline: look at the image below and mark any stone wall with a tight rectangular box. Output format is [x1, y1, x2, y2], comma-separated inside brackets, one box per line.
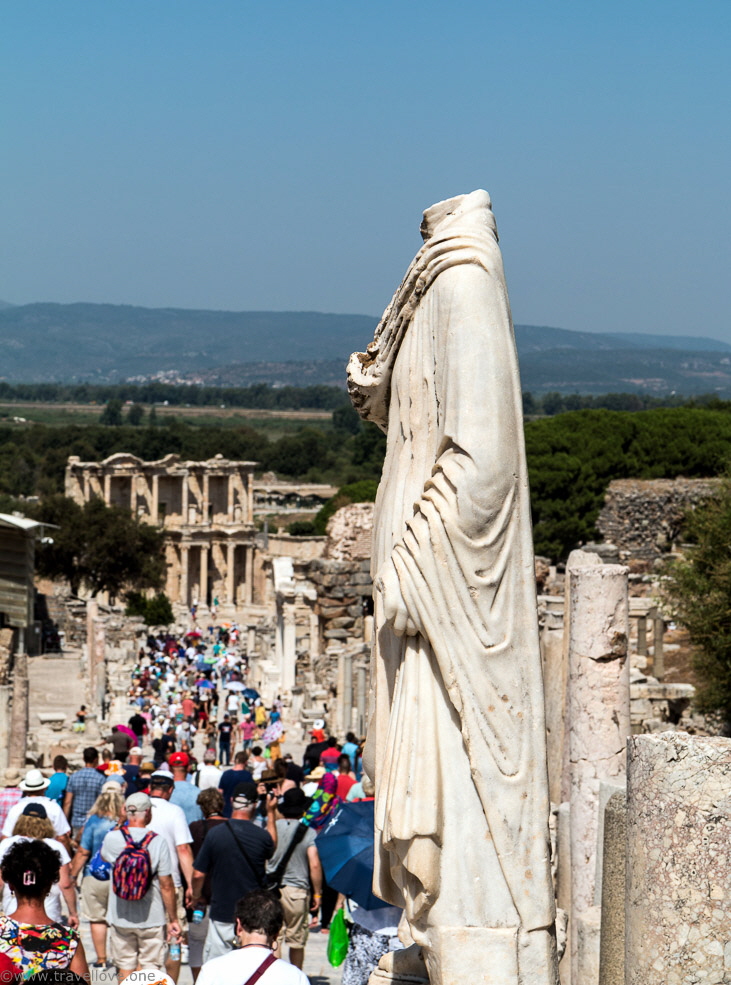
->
[307, 558, 372, 647]
[324, 503, 373, 562]
[596, 478, 719, 564]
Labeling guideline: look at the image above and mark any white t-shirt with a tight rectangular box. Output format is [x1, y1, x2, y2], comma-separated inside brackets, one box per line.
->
[2, 797, 71, 839]
[227, 695, 239, 712]
[0, 835, 71, 923]
[148, 796, 192, 888]
[197, 945, 310, 985]
[194, 764, 223, 791]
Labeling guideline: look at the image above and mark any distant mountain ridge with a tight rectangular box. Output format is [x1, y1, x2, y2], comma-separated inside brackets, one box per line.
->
[0, 302, 730, 394]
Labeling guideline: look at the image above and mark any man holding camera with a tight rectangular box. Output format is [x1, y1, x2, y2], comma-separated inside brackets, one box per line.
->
[191, 781, 278, 962]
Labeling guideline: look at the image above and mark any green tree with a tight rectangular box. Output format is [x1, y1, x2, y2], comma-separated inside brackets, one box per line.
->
[35, 495, 166, 598]
[126, 403, 145, 426]
[332, 403, 362, 435]
[661, 476, 731, 725]
[99, 399, 123, 426]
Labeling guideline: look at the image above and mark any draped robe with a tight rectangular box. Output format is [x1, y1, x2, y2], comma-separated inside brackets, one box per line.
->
[347, 191, 558, 984]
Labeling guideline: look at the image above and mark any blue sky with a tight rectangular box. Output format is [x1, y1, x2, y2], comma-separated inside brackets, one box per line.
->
[2, 1, 730, 340]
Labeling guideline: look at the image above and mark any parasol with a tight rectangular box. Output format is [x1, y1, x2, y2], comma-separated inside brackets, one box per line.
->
[315, 801, 388, 910]
[261, 721, 284, 742]
[226, 681, 245, 692]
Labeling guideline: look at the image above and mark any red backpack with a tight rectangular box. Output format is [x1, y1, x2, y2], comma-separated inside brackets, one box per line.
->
[112, 828, 157, 901]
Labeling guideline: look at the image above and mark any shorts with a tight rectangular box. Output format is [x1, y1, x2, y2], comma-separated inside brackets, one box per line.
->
[278, 885, 310, 948]
[80, 875, 109, 923]
[203, 919, 236, 963]
[175, 885, 189, 934]
[187, 910, 210, 968]
[109, 924, 166, 971]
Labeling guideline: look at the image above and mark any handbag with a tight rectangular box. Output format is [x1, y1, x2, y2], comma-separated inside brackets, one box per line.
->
[326, 907, 349, 967]
[88, 847, 111, 881]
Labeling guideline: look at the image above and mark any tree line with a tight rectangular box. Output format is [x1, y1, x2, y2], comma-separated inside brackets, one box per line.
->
[3, 404, 731, 562]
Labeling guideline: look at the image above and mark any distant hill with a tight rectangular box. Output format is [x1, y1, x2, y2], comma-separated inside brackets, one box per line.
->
[1, 302, 730, 395]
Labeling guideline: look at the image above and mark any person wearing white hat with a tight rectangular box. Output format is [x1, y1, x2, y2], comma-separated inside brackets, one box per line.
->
[2, 769, 71, 850]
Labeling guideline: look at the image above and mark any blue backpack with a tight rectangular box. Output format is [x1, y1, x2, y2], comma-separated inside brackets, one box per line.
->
[89, 847, 111, 881]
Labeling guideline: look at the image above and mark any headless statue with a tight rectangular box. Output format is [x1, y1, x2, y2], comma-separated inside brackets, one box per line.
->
[347, 190, 559, 985]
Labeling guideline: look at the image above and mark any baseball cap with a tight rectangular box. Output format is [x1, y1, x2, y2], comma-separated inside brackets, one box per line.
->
[125, 792, 152, 814]
[22, 802, 48, 819]
[168, 752, 190, 768]
[232, 781, 258, 807]
[129, 747, 143, 757]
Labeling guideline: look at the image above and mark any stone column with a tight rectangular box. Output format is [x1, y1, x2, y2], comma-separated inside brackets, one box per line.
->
[199, 545, 209, 606]
[309, 611, 320, 658]
[626, 733, 731, 985]
[7, 652, 28, 770]
[568, 561, 630, 985]
[202, 474, 210, 522]
[226, 543, 236, 603]
[636, 615, 647, 657]
[247, 626, 256, 654]
[282, 605, 297, 691]
[652, 616, 665, 680]
[181, 473, 189, 523]
[180, 545, 190, 607]
[0, 683, 11, 773]
[152, 474, 159, 521]
[129, 473, 137, 512]
[227, 475, 235, 518]
[342, 649, 353, 735]
[356, 661, 367, 736]
[244, 545, 253, 604]
[247, 473, 254, 523]
[598, 791, 626, 985]
[103, 474, 111, 505]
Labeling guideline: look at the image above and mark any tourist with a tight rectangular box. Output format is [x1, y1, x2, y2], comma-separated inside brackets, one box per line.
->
[191, 782, 278, 962]
[4, 771, 71, 848]
[103, 761, 127, 791]
[239, 715, 256, 752]
[302, 732, 329, 774]
[0, 804, 78, 927]
[187, 788, 226, 982]
[169, 753, 203, 825]
[0, 770, 23, 833]
[73, 705, 86, 733]
[0, 840, 89, 980]
[63, 747, 106, 839]
[301, 773, 342, 932]
[319, 738, 341, 772]
[248, 746, 267, 781]
[45, 756, 69, 806]
[218, 751, 252, 818]
[266, 789, 322, 969]
[69, 784, 125, 970]
[254, 701, 267, 729]
[123, 748, 144, 793]
[128, 710, 147, 745]
[196, 890, 308, 985]
[101, 792, 181, 981]
[340, 732, 359, 772]
[339, 895, 404, 985]
[147, 770, 194, 982]
[192, 750, 222, 792]
[346, 775, 375, 803]
[153, 727, 176, 768]
[335, 755, 356, 801]
[104, 725, 133, 764]
[218, 715, 233, 766]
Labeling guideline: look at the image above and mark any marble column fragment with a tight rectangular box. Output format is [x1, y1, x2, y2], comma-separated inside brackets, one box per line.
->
[626, 732, 731, 985]
[568, 562, 630, 985]
[598, 792, 626, 985]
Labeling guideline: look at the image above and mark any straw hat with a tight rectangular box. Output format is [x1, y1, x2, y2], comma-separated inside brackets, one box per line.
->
[19, 768, 50, 793]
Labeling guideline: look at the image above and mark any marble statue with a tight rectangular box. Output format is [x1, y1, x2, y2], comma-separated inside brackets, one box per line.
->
[347, 190, 559, 985]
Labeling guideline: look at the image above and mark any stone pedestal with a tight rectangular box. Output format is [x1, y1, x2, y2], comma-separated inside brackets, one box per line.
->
[567, 561, 630, 985]
[626, 732, 731, 985]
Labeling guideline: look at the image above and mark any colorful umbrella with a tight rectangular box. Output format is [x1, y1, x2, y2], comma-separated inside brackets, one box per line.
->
[261, 721, 284, 742]
[195, 679, 215, 689]
[226, 681, 245, 692]
[114, 724, 137, 742]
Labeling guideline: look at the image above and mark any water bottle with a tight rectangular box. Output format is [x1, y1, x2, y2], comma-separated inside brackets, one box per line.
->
[192, 908, 205, 924]
[169, 941, 181, 960]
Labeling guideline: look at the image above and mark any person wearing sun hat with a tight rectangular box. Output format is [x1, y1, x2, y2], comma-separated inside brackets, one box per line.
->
[103, 761, 127, 794]
[2, 770, 71, 848]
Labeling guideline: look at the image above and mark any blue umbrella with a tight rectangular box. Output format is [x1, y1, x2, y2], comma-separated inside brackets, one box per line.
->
[243, 687, 260, 700]
[195, 679, 215, 689]
[315, 800, 389, 910]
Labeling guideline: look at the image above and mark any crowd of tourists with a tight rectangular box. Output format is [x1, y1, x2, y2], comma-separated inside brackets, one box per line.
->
[0, 628, 392, 984]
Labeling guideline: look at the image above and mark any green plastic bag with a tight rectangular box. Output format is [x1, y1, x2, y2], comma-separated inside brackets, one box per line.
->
[327, 907, 349, 967]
